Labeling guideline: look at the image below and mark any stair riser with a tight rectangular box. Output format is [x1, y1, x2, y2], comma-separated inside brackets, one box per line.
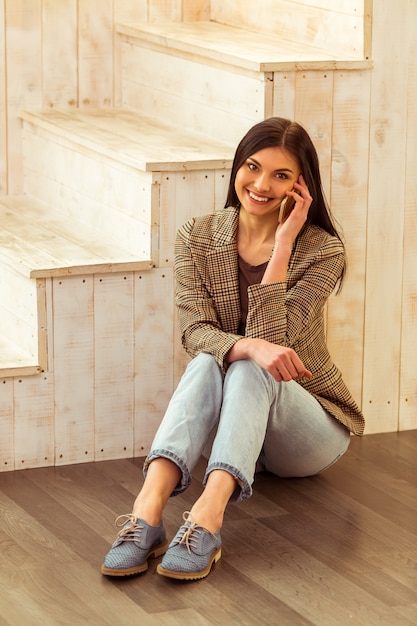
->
[0, 265, 37, 357]
[157, 169, 230, 266]
[120, 41, 269, 144]
[21, 123, 154, 257]
[210, 0, 365, 58]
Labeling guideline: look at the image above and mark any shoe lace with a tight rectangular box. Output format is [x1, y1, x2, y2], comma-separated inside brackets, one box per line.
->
[113, 514, 144, 544]
[177, 511, 202, 554]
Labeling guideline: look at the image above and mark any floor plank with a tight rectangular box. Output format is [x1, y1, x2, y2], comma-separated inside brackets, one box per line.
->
[0, 431, 416, 625]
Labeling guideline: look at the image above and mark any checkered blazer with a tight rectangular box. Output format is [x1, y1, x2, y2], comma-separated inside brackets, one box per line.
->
[175, 206, 364, 435]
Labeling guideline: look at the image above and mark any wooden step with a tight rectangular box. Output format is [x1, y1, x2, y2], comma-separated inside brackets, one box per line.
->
[0, 195, 154, 278]
[0, 336, 41, 377]
[117, 21, 371, 73]
[0, 193, 153, 376]
[20, 108, 233, 172]
[0, 259, 38, 373]
[19, 108, 233, 256]
[1, 109, 233, 375]
[0, 241, 42, 376]
[116, 21, 371, 145]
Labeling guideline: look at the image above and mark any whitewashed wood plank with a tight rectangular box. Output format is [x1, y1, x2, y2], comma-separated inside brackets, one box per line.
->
[0, 198, 150, 284]
[94, 273, 135, 460]
[263, 71, 274, 119]
[326, 70, 371, 411]
[78, 0, 113, 106]
[0, 377, 14, 471]
[214, 169, 231, 213]
[150, 173, 161, 268]
[0, 337, 39, 377]
[148, 0, 181, 22]
[134, 267, 174, 455]
[21, 119, 154, 220]
[291, 0, 363, 12]
[41, 0, 77, 108]
[30, 261, 154, 280]
[210, 0, 365, 57]
[118, 22, 369, 73]
[173, 170, 219, 231]
[0, 250, 38, 360]
[293, 71, 334, 198]
[0, 198, 143, 270]
[23, 175, 151, 259]
[5, 0, 42, 193]
[361, 0, 408, 434]
[273, 71, 296, 120]
[0, 0, 7, 194]
[399, 5, 417, 431]
[21, 108, 233, 172]
[120, 41, 265, 144]
[36, 278, 48, 373]
[113, 0, 147, 106]
[13, 373, 54, 469]
[21, 154, 151, 257]
[113, 0, 147, 22]
[182, 0, 210, 21]
[363, 0, 373, 60]
[44, 278, 54, 373]
[159, 170, 218, 267]
[53, 276, 95, 465]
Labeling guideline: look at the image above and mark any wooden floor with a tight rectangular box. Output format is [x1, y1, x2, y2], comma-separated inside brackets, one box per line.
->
[0, 431, 416, 625]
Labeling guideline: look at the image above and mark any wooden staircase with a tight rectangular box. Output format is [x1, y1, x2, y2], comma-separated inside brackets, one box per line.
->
[0, 105, 233, 375]
[0, 12, 371, 469]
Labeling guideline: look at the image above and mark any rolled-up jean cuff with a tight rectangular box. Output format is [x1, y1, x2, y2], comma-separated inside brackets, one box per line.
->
[203, 462, 252, 503]
[143, 449, 191, 497]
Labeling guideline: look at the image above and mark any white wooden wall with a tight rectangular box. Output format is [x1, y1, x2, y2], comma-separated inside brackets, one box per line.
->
[365, 0, 417, 432]
[0, 0, 209, 196]
[210, 0, 371, 59]
[0, 0, 416, 472]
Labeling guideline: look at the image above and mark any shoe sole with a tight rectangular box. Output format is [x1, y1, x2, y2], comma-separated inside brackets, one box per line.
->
[101, 539, 169, 577]
[156, 547, 221, 580]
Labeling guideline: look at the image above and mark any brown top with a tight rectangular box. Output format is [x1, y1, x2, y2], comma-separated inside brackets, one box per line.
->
[238, 256, 268, 335]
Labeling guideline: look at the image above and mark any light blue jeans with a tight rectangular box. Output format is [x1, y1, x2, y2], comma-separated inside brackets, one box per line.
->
[144, 353, 350, 503]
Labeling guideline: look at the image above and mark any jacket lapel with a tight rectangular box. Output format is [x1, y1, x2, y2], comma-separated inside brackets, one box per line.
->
[206, 210, 241, 334]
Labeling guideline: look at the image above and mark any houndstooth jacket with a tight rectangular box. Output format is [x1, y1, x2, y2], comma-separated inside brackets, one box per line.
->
[174, 206, 365, 435]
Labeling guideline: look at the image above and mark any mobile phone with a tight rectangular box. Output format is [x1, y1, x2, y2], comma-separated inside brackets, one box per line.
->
[278, 194, 296, 223]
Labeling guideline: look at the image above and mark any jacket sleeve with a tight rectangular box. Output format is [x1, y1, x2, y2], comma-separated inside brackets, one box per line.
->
[174, 220, 241, 368]
[245, 235, 345, 347]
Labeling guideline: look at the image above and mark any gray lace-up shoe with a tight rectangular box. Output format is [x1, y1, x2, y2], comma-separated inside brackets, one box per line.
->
[101, 514, 168, 576]
[157, 512, 222, 580]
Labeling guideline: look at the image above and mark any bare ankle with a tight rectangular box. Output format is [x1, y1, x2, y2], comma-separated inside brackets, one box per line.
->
[132, 495, 164, 526]
[188, 503, 223, 534]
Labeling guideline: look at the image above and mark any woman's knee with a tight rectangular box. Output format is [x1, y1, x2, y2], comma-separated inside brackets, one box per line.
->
[181, 352, 223, 386]
[189, 352, 219, 372]
[226, 358, 272, 387]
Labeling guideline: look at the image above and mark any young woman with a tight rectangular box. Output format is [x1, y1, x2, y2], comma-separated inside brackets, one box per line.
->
[102, 117, 364, 581]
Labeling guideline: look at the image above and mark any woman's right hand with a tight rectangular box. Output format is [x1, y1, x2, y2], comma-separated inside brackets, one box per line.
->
[227, 337, 312, 382]
[275, 174, 312, 245]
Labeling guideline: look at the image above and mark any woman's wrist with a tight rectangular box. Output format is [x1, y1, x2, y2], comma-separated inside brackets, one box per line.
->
[262, 242, 292, 284]
[272, 239, 293, 257]
[226, 337, 256, 363]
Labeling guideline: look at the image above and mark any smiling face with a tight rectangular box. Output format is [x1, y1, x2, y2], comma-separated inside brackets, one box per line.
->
[234, 146, 301, 218]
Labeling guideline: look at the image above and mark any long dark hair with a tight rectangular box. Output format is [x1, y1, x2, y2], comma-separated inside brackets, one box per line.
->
[225, 117, 346, 286]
